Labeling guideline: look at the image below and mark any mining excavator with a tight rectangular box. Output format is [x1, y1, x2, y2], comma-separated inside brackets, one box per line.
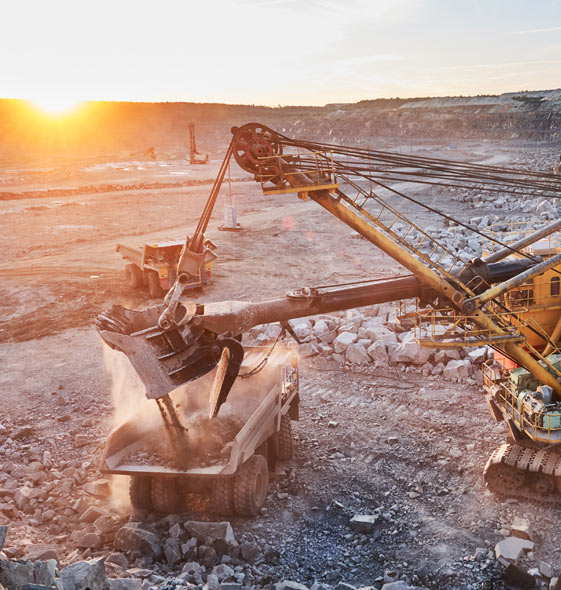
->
[97, 123, 561, 510]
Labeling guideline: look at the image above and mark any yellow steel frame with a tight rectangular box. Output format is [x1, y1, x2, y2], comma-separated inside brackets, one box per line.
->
[309, 188, 561, 397]
[258, 149, 338, 197]
[262, 183, 339, 196]
[252, 141, 561, 398]
[398, 302, 525, 348]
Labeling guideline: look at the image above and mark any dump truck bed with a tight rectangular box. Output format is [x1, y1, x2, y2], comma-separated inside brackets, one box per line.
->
[100, 346, 298, 479]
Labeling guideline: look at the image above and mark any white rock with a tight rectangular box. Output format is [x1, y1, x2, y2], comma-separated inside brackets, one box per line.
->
[495, 536, 534, 565]
[293, 323, 312, 341]
[400, 331, 416, 343]
[357, 327, 369, 339]
[393, 340, 432, 365]
[349, 514, 378, 533]
[362, 319, 391, 341]
[540, 561, 554, 578]
[431, 362, 445, 376]
[510, 517, 533, 540]
[276, 582, 309, 590]
[212, 564, 235, 581]
[378, 331, 398, 347]
[110, 580, 142, 590]
[443, 359, 472, 380]
[14, 487, 32, 510]
[299, 342, 319, 357]
[367, 341, 388, 365]
[264, 323, 282, 340]
[433, 349, 461, 364]
[345, 309, 363, 322]
[468, 347, 487, 364]
[312, 319, 336, 343]
[381, 582, 410, 590]
[386, 342, 400, 364]
[468, 239, 481, 252]
[295, 318, 312, 329]
[60, 558, 107, 590]
[333, 332, 358, 353]
[537, 199, 555, 215]
[346, 343, 369, 365]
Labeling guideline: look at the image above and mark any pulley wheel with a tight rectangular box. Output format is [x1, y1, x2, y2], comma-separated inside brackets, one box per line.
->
[232, 123, 283, 175]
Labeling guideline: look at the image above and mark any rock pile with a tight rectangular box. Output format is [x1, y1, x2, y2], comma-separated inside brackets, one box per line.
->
[493, 517, 558, 589]
[2, 518, 434, 590]
[250, 306, 489, 384]
[461, 193, 560, 222]
[0, 553, 107, 590]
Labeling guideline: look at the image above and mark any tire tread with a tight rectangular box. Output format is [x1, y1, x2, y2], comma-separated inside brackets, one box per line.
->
[210, 478, 235, 515]
[151, 478, 184, 514]
[233, 454, 268, 516]
[277, 414, 294, 460]
[129, 476, 153, 510]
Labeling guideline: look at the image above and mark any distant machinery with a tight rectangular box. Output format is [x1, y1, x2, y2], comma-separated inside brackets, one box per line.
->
[188, 123, 209, 165]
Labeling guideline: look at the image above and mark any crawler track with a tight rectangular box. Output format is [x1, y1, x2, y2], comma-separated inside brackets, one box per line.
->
[483, 443, 561, 506]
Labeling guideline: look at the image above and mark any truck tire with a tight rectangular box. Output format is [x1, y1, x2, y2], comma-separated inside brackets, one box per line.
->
[210, 478, 235, 516]
[125, 264, 142, 289]
[277, 414, 294, 460]
[129, 476, 153, 510]
[151, 478, 185, 514]
[146, 270, 163, 298]
[233, 454, 268, 516]
[185, 492, 210, 512]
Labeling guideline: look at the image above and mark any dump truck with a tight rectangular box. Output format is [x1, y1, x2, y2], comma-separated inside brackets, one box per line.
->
[97, 123, 561, 509]
[117, 238, 217, 298]
[100, 346, 298, 515]
[114, 140, 237, 300]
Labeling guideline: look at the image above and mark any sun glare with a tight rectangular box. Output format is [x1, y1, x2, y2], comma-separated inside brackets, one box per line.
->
[30, 96, 84, 115]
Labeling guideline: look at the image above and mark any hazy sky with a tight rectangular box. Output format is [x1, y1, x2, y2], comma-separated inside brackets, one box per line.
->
[3, 0, 561, 106]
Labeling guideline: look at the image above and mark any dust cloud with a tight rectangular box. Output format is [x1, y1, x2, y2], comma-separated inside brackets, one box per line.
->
[102, 343, 162, 511]
[102, 343, 159, 429]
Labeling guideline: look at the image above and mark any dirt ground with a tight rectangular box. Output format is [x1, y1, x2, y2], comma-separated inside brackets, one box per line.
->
[1, 139, 561, 589]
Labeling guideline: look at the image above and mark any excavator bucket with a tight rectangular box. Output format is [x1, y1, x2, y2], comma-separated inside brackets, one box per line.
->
[96, 305, 244, 407]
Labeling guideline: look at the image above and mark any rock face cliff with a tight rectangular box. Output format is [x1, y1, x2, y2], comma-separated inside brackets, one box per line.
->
[1, 89, 560, 158]
[274, 91, 561, 146]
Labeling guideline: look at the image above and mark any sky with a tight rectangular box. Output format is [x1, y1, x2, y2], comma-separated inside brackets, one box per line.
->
[2, 0, 561, 107]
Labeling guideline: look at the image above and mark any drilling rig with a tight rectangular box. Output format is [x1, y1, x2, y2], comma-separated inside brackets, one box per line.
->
[97, 123, 561, 508]
[188, 123, 209, 165]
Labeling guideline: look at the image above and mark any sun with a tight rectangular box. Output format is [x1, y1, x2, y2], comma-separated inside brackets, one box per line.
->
[30, 96, 84, 115]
